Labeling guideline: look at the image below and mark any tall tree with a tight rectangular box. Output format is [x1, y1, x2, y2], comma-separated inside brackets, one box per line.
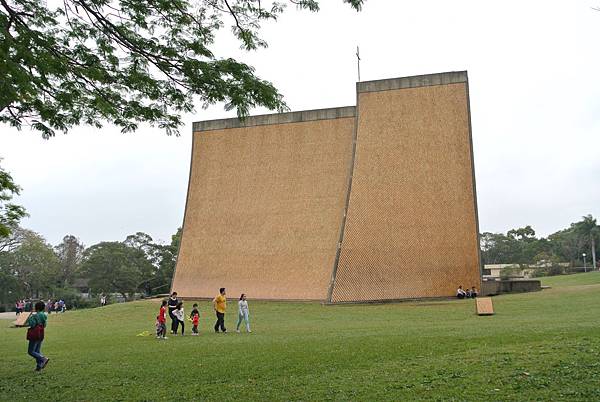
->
[171, 227, 182, 254]
[55, 234, 85, 287]
[481, 228, 547, 266]
[0, 224, 34, 252]
[507, 225, 536, 242]
[124, 228, 181, 295]
[0, 230, 60, 299]
[546, 216, 598, 268]
[124, 232, 154, 257]
[1, 0, 363, 137]
[0, 225, 40, 303]
[572, 215, 598, 270]
[154, 227, 182, 293]
[81, 241, 153, 299]
[0, 161, 27, 237]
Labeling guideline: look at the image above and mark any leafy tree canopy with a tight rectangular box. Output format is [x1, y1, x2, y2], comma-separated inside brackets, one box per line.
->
[507, 225, 536, 242]
[55, 234, 85, 286]
[0, 161, 27, 238]
[1, 0, 363, 138]
[481, 216, 599, 270]
[81, 241, 154, 299]
[0, 223, 34, 252]
[0, 229, 60, 299]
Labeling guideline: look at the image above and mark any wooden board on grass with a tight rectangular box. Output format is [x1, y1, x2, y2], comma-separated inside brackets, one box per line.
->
[13, 312, 31, 327]
[476, 297, 494, 316]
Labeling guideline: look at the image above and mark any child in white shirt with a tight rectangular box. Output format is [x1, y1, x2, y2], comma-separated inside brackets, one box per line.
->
[172, 302, 185, 335]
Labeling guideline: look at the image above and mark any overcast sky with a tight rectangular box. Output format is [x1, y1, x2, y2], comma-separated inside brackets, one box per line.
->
[1, 0, 599, 247]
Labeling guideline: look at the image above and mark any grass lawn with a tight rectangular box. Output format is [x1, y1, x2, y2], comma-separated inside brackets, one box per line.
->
[1, 272, 600, 401]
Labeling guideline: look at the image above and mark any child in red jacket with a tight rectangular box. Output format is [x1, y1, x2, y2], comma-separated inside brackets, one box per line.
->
[156, 300, 167, 339]
[190, 303, 200, 335]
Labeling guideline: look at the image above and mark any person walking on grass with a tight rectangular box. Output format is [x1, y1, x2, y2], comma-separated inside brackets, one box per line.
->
[26, 301, 49, 371]
[172, 301, 185, 336]
[167, 292, 179, 334]
[236, 293, 251, 333]
[213, 288, 227, 333]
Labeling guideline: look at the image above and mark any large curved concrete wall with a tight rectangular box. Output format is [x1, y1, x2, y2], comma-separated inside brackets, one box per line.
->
[171, 107, 355, 300]
[330, 76, 481, 302]
[172, 71, 481, 302]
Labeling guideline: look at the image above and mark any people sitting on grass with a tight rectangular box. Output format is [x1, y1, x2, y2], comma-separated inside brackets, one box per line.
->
[236, 293, 251, 333]
[190, 303, 200, 336]
[457, 285, 479, 299]
[172, 302, 185, 336]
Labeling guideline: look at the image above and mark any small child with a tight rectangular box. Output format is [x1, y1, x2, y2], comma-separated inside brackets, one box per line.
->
[157, 300, 168, 339]
[155, 316, 162, 337]
[172, 301, 185, 336]
[190, 303, 200, 335]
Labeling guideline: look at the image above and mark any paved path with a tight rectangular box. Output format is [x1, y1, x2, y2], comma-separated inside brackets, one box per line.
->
[0, 312, 19, 320]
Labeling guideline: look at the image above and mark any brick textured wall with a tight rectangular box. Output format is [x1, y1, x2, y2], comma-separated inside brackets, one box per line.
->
[330, 82, 481, 302]
[171, 116, 354, 300]
[172, 72, 481, 302]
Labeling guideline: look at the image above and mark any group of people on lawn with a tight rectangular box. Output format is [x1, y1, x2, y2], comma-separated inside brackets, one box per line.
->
[155, 287, 251, 339]
[456, 285, 478, 299]
[15, 298, 66, 315]
[23, 285, 480, 371]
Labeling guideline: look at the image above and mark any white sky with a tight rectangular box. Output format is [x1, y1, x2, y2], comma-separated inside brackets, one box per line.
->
[1, 0, 599, 246]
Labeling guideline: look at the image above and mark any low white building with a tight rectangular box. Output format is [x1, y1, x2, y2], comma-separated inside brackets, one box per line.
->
[483, 262, 570, 279]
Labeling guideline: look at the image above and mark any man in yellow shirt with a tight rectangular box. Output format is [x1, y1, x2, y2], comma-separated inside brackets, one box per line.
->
[213, 287, 227, 333]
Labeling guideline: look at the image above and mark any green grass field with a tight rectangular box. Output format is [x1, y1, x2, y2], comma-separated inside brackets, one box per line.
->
[2, 273, 600, 401]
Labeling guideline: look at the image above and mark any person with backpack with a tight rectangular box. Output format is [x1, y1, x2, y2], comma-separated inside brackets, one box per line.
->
[26, 301, 49, 371]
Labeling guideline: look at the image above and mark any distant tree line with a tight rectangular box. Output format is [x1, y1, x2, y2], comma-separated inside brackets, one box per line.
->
[0, 226, 181, 310]
[481, 215, 599, 276]
[1, 214, 597, 310]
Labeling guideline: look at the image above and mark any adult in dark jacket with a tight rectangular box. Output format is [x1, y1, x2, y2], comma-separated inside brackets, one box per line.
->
[167, 292, 179, 334]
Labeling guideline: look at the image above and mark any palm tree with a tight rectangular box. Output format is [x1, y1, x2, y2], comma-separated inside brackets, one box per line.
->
[576, 215, 598, 270]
